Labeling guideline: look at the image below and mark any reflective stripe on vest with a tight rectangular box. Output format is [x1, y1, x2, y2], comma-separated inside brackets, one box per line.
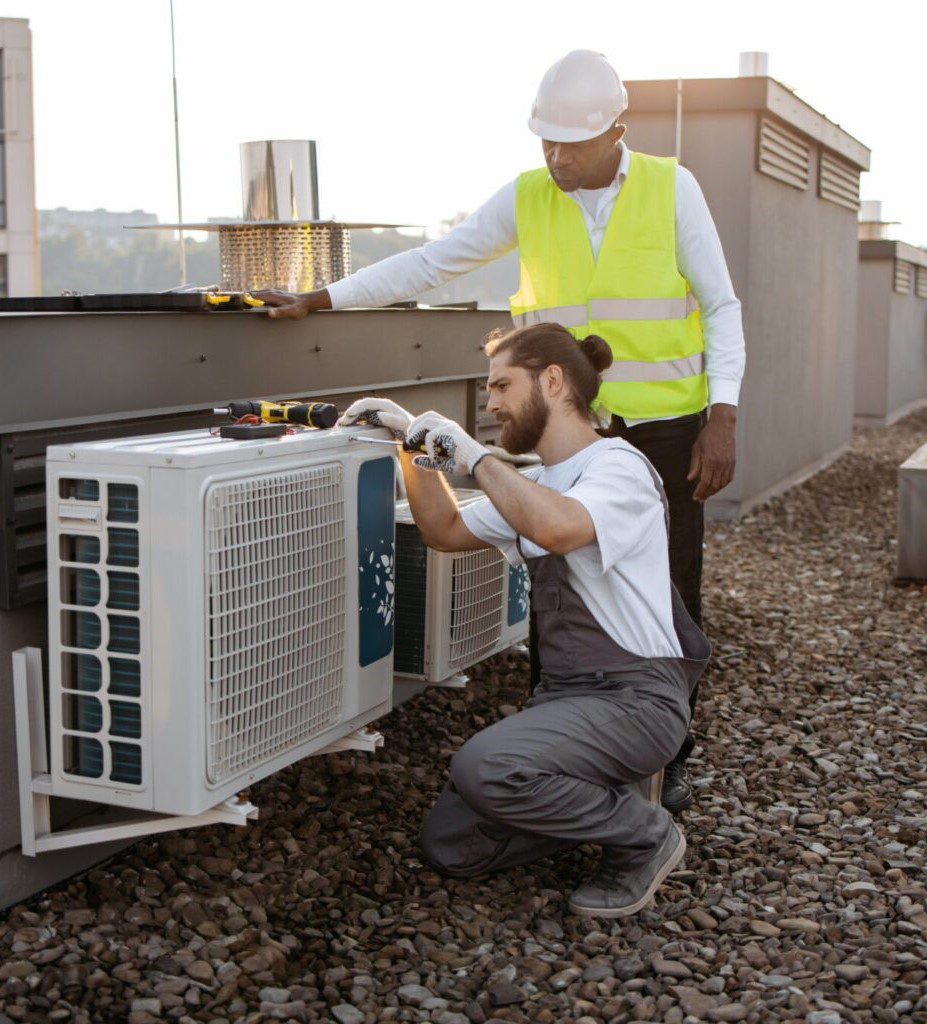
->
[601, 352, 705, 384]
[513, 292, 700, 329]
[510, 151, 708, 420]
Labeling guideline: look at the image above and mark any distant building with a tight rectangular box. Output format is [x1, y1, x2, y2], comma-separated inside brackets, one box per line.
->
[855, 201, 927, 427]
[0, 17, 38, 296]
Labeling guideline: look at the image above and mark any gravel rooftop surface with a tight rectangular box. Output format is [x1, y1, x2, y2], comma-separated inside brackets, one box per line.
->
[2, 411, 926, 1024]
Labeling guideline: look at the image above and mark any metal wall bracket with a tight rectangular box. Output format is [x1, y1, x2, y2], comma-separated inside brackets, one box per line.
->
[317, 726, 384, 755]
[12, 647, 258, 857]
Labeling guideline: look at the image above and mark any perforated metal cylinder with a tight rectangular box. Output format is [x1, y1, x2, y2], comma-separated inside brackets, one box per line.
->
[218, 224, 352, 292]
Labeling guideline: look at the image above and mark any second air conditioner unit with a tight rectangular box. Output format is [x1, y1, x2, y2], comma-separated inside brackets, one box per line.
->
[393, 491, 530, 685]
[44, 426, 396, 818]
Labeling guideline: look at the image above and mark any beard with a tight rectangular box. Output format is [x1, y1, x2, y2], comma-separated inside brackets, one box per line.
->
[498, 381, 550, 455]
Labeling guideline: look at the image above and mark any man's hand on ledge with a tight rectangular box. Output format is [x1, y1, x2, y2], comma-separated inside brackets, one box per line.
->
[253, 288, 332, 319]
[688, 403, 737, 503]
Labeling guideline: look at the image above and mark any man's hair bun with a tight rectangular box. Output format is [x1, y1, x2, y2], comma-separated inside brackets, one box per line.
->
[579, 334, 613, 374]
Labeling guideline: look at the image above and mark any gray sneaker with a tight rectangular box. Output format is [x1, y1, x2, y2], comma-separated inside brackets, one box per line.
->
[568, 824, 686, 918]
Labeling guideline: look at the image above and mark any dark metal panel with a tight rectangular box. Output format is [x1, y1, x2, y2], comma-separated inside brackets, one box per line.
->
[0, 411, 217, 610]
[0, 309, 511, 434]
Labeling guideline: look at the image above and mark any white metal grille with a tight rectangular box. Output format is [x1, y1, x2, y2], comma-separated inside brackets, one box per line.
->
[205, 464, 346, 784]
[56, 478, 144, 789]
[447, 549, 505, 671]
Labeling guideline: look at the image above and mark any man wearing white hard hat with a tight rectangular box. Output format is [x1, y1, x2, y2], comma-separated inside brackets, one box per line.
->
[258, 50, 746, 814]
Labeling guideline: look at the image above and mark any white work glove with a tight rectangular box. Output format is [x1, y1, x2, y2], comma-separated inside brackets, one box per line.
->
[336, 397, 413, 439]
[406, 411, 491, 476]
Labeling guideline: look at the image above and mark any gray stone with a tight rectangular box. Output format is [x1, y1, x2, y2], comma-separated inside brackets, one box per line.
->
[487, 981, 525, 1006]
[332, 1006, 365, 1024]
[397, 984, 434, 1007]
[258, 987, 292, 1004]
[708, 1006, 748, 1022]
[130, 1000, 162, 1015]
[549, 967, 582, 991]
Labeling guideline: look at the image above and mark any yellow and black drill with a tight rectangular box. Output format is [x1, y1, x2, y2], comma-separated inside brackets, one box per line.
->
[215, 400, 339, 429]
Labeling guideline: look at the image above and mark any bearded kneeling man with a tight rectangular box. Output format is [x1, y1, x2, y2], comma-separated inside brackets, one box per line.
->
[337, 323, 710, 918]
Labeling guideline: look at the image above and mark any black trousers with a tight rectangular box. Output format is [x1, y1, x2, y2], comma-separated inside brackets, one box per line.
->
[528, 410, 706, 766]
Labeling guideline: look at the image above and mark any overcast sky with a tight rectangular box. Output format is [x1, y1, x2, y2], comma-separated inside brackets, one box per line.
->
[9, 0, 927, 244]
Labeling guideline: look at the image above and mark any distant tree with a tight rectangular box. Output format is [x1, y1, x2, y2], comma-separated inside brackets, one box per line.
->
[40, 230, 221, 295]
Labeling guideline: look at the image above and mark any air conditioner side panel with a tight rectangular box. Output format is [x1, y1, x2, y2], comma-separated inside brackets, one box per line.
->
[345, 454, 395, 720]
[500, 561, 531, 648]
[425, 549, 454, 683]
[149, 466, 208, 816]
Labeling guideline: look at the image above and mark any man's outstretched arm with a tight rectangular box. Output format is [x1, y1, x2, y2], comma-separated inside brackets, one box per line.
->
[255, 182, 517, 319]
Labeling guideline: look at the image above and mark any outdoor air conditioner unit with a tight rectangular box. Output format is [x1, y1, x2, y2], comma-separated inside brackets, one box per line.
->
[42, 426, 396, 818]
[393, 491, 530, 686]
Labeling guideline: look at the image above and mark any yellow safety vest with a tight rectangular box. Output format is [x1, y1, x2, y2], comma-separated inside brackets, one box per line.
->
[510, 150, 707, 420]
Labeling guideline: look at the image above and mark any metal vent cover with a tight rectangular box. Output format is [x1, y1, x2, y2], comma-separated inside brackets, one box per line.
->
[894, 260, 914, 295]
[447, 548, 505, 671]
[393, 523, 428, 676]
[218, 224, 352, 293]
[757, 117, 811, 191]
[916, 267, 927, 300]
[819, 151, 860, 211]
[204, 463, 346, 784]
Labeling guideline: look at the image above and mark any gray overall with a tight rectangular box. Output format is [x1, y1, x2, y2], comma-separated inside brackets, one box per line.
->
[420, 448, 710, 878]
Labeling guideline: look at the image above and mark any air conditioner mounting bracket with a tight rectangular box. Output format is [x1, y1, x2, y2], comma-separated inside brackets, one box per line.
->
[12, 647, 258, 857]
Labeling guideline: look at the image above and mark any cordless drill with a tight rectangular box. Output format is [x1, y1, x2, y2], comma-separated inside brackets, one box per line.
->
[215, 400, 339, 429]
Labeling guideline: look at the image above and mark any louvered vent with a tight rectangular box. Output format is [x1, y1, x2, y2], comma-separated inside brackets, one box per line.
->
[916, 267, 927, 300]
[59, 479, 143, 787]
[894, 261, 914, 295]
[204, 464, 346, 784]
[757, 118, 811, 190]
[447, 549, 505, 672]
[471, 377, 502, 447]
[394, 523, 428, 675]
[819, 152, 860, 211]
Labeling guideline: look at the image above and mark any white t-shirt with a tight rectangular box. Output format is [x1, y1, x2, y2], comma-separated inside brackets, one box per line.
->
[459, 439, 683, 659]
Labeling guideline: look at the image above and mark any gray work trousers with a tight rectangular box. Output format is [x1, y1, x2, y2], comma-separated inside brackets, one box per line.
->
[420, 674, 690, 878]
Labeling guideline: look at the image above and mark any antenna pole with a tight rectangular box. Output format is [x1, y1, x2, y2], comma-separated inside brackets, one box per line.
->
[170, 0, 186, 284]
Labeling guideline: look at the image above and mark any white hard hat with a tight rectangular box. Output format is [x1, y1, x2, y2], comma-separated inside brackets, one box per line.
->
[528, 50, 628, 143]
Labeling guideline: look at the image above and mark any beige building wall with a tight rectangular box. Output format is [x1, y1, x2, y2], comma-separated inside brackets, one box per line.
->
[0, 18, 39, 296]
[624, 77, 870, 518]
[855, 241, 927, 427]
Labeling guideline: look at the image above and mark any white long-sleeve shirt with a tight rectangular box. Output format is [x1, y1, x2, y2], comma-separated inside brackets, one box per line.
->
[328, 144, 745, 419]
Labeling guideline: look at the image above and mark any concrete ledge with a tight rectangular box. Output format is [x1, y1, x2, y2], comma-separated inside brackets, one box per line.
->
[897, 442, 927, 581]
[855, 397, 927, 431]
[707, 443, 851, 522]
